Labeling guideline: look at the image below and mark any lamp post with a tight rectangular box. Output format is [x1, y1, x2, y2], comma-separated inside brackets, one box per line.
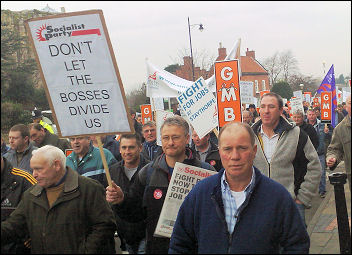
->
[188, 17, 204, 82]
[299, 83, 304, 92]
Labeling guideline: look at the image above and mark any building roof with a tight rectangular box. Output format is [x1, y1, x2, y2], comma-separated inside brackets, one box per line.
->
[240, 56, 268, 74]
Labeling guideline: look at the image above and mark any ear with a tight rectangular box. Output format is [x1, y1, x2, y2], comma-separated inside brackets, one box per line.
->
[53, 159, 61, 172]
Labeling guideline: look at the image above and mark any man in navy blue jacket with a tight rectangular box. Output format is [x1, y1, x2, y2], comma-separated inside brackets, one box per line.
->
[169, 122, 309, 254]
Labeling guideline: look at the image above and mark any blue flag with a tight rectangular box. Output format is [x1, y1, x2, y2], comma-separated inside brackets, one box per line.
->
[316, 64, 337, 127]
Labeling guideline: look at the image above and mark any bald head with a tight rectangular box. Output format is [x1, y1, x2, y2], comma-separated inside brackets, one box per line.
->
[219, 122, 255, 147]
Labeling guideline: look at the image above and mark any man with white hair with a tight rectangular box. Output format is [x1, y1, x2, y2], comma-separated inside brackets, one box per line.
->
[1, 145, 116, 253]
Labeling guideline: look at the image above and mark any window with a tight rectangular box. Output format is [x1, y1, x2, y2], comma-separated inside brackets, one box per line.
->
[262, 80, 266, 90]
[255, 80, 259, 93]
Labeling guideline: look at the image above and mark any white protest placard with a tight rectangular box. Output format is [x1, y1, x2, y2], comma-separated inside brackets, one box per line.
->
[290, 97, 304, 114]
[25, 10, 133, 137]
[155, 110, 174, 146]
[177, 77, 218, 139]
[293, 90, 303, 101]
[239, 81, 254, 104]
[283, 98, 287, 106]
[342, 87, 351, 103]
[151, 97, 164, 111]
[154, 162, 217, 238]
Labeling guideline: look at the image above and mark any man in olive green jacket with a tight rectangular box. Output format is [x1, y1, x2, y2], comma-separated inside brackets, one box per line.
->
[1, 145, 116, 253]
[327, 95, 351, 190]
[29, 123, 71, 153]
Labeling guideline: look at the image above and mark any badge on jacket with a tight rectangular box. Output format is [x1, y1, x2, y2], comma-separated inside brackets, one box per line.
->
[153, 189, 163, 199]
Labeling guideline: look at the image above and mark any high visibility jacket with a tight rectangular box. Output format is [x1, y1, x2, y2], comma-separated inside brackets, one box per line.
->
[39, 120, 54, 134]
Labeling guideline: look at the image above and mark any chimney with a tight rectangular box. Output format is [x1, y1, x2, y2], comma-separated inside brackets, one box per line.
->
[246, 48, 255, 59]
[218, 42, 227, 61]
[183, 56, 192, 67]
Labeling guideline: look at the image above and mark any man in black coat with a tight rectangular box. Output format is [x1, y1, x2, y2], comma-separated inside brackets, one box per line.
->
[1, 156, 36, 253]
[108, 133, 149, 254]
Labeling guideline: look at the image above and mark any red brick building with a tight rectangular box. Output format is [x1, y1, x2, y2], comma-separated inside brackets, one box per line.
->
[171, 43, 270, 96]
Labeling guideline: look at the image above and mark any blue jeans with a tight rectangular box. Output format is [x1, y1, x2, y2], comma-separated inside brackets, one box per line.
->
[126, 238, 146, 254]
[318, 154, 326, 194]
[295, 203, 306, 228]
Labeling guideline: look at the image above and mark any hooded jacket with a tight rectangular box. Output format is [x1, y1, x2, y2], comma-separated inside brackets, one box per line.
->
[114, 148, 215, 254]
[327, 115, 351, 189]
[252, 117, 321, 208]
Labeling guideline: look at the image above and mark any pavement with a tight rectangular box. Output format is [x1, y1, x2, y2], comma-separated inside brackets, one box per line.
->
[308, 162, 351, 254]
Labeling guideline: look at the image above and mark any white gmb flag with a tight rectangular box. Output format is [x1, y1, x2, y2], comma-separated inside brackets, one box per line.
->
[146, 60, 192, 98]
[205, 38, 241, 92]
[146, 38, 241, 97]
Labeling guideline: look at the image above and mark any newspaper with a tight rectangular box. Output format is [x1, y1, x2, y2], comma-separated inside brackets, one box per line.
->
[154, 162, 217, 238]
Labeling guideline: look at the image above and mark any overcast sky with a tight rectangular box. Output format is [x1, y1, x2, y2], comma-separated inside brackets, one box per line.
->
[2, 1, 351, 93]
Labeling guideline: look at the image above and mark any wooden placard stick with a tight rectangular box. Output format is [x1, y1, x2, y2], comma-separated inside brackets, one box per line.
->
[152, 98, 156, 121]
[96, 136, 112, 187]
[213, 127, 219, 138]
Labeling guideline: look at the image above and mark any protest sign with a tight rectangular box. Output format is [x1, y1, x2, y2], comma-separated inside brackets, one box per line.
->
[303, 92, 311, 103]
[321, 92, 332, 123]
[312, 97, 320, 108]
[342, 87, 351, 103]
[154, 162, 217, 238]
[259, 90, 270, 98]
[239, 81, 254, 104]
[141, 104, 152, 124]
[155, 110, 174, 146]
[293, 90, 303, 101]
[176, 77, 218, 139]
[290, 97, 304, 114]
[151, 97, 164, 111]
[25, 10, 133, 137]
[215, 59, 241, 128]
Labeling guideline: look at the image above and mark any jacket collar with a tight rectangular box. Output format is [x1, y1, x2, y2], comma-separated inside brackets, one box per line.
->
[252, 116, 295, 136]
[212, 167, 263, 204]
[151, 147, 197, 173]
[118, 153, 150, 171]
[30, 167, 78, 197]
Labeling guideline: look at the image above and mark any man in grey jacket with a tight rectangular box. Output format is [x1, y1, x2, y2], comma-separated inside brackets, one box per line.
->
[4, 124, 37, 174]
[252, 92, 321, 226]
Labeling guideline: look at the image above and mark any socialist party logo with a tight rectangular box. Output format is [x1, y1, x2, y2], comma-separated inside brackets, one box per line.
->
[36, 23, 101, 41]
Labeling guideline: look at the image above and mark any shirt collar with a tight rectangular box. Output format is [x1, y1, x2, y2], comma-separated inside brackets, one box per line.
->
[221, 167, 256, 193]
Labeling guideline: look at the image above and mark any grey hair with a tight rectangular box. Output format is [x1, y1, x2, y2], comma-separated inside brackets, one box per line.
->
[161, 115, 189, 136]
[219, 122, 256, 146]
[292, 109, 304, 117]
[242, 110, 253, 117]
[143, 121, 156, 129]
[32, 145, 66, 167]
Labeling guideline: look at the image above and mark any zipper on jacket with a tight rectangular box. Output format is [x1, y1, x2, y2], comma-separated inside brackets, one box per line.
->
[227, 188, 255, 253]
[211, 195, 232, 252]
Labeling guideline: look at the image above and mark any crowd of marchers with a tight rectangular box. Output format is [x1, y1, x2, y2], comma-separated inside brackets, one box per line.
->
[1, 93, 351, 254]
